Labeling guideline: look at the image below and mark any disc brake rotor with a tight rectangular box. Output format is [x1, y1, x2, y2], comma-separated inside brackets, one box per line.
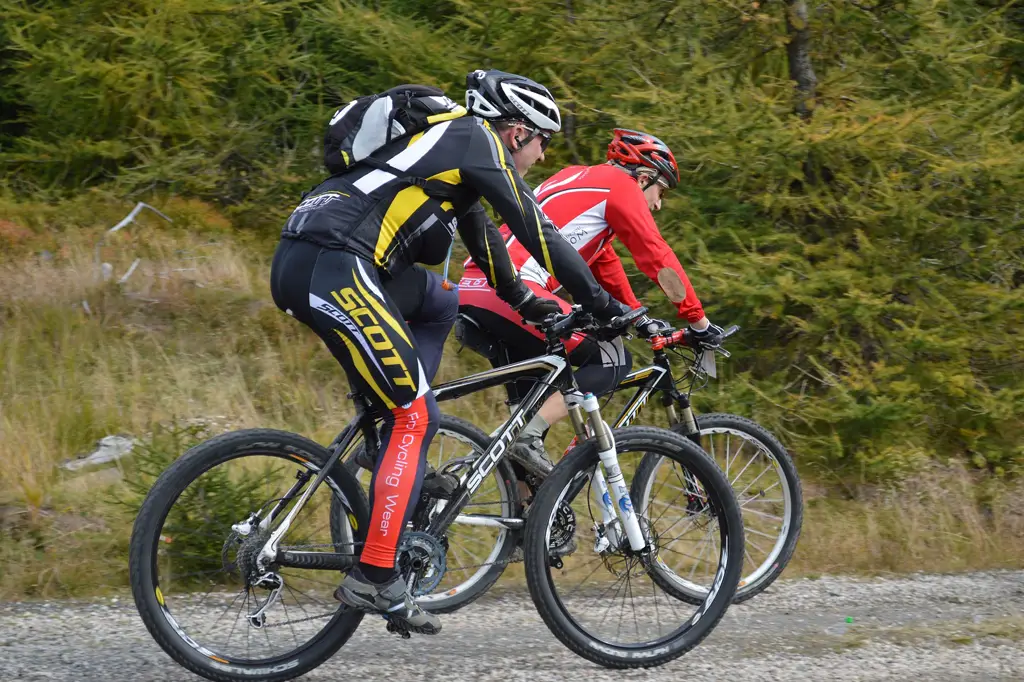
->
[602, 517, 658, 578]
[549, 501, 576, 555]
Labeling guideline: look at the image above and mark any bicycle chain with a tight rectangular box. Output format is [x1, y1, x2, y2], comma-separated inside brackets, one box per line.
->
[277, 542, 522, 571]
[261, 610, 342, 628]
[255, 541, 519, 630]
[232, 523, 589, 631]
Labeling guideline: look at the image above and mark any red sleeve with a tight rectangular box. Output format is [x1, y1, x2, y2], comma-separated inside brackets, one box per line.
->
[590, 243, 642, 309]
[604, 173, 705, 323]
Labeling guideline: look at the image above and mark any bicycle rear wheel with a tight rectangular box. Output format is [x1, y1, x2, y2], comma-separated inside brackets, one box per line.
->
[523, 426, 743, 669]
[129, 429, 369, 682]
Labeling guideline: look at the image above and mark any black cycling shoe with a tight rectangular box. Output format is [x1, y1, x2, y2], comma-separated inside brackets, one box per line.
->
[334, 567, 442, 635]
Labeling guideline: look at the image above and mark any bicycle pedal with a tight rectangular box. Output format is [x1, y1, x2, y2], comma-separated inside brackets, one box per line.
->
[385, 618, 412, 639]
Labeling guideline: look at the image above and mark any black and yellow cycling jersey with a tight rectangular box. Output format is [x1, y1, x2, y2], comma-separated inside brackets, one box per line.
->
[280, 115, 612, 311]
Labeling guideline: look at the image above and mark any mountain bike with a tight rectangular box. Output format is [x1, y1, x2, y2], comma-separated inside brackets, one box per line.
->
[128, 305, 744, 680]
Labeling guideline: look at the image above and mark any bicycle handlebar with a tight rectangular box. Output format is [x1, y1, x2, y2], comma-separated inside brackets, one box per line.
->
[539, 305, 649, 342]
[648, 324, 740, 352]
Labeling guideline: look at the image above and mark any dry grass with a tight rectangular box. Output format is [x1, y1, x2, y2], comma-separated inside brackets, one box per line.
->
[1, 195, 1022, 600]
[789, 467, 1024, 576]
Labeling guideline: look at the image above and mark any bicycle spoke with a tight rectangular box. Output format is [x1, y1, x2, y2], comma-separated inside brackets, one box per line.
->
[710, 436, 718, 475]
[649, 486, 689, 526]
[244, 589, 252, 659]
[746, 536, 772, 557]
[685, 527, 714, 583]
[741, 495, 783, 505]
[201, 588, 247, 642]
[733, 462, 775, 500]
[658, 544, 713, 564]
[616, 561, 631, 641]
[744, 546, 757, 570]
[596, 571, 631, 627]
[741, 506, 784, 522]
[651, 509, 702, 539]
[725, 436, 744, 478]
[725, 448, 759, 488]
[746, 527, 781, 541]
[282, 580, 332, 609]
[277, 593, 300, 649]
[565, 556, 617, 599]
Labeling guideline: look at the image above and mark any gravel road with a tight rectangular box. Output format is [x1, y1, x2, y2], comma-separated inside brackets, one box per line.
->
[1, 570, 1022, 682]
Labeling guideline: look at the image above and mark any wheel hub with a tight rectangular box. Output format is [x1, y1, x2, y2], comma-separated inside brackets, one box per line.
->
[603, 517, 658, 577]
[235, 528, 272, 587]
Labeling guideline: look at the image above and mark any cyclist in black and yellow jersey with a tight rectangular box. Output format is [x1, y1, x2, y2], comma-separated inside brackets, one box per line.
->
[269, 69, 631, 634]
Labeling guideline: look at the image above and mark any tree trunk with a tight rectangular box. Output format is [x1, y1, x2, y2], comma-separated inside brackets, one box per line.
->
[563, 0, 582, 164]
[785, 0, 817, 119]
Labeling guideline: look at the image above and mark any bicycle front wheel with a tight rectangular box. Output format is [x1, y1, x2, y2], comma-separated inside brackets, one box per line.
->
[634, 414, 803, 603]
[523, 426, 743, 669]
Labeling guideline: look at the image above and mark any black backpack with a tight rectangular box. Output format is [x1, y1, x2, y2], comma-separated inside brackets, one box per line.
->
[323, 84, 467, 177]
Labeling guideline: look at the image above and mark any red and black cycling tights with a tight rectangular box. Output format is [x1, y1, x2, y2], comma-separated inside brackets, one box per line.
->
[270, 237, 446, 581]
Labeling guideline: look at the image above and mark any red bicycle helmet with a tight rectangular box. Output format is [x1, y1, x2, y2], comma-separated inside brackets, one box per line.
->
[607, 128, 680, 189]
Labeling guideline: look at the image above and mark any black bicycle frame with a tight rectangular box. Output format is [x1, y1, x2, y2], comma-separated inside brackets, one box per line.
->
[274, 344, 585, 572]
[426, 352, 575, 535]
[611, 348, 700, 433]
[546, 346, 702, 465]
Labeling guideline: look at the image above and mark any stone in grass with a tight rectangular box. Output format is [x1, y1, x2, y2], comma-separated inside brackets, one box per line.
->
[61, 435, 136, 472]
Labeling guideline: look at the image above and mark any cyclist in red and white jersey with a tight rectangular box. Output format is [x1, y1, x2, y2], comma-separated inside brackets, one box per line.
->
[458, 128, 724, 475]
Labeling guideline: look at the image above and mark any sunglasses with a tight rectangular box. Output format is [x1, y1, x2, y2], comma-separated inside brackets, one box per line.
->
[520, 127, 552, 152]
[536, 130, 552, 152]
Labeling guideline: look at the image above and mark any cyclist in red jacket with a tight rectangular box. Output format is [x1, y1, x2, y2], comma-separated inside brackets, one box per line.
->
[458, 128, 723, 481]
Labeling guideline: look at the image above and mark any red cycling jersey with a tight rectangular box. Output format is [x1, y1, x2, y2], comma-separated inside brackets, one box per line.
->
[461, 163, 704, 323]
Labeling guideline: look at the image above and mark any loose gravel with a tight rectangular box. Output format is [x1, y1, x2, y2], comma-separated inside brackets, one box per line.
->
[1, 570, 1022, 681]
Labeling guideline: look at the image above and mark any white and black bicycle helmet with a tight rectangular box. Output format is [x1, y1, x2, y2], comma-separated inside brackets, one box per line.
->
[465, 69, 562, 133]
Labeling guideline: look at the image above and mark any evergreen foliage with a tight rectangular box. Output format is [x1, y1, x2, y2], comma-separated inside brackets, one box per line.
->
[1, 0, 1021, 481]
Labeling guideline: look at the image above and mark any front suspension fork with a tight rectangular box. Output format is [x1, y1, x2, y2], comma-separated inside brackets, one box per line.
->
[665, 393, 701, 447]
[566, 393, 648, 553]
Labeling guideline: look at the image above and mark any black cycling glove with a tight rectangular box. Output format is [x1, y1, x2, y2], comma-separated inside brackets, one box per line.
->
[689, 320, 725, 347]
[514, 291, 563, 325]
[585, 295, 632, 323]
[635, 314, 673, 339]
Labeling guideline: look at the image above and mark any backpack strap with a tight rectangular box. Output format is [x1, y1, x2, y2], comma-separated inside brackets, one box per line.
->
[358, 157, 464, 206]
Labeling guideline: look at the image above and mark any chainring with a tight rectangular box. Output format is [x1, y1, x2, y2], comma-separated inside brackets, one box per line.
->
[396, 531, 447, 597]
